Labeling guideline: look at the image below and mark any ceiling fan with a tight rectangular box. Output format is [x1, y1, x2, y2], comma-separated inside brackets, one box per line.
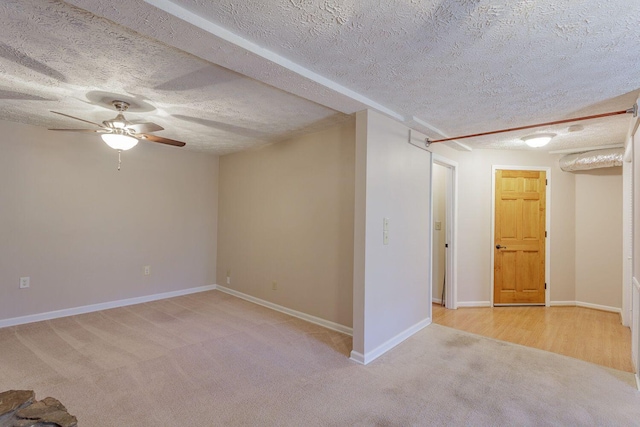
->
[49, 100, 187, 151]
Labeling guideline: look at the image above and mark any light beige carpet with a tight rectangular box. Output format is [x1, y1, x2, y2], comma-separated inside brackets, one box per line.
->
[0, 290, 638, 426]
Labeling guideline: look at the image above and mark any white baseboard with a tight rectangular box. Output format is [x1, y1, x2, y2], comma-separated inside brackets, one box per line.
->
[349, 350, 365, 364]
[457, 301, 491, 308]
[550, 300, 621, 313]
[636, 373, 640, 391]
[549, 301, 576, 307]
[349, 317, 432, 365]
[576, 301, 621, 313]
[0, 285, 217, 329]
[432, 298, 443, 305]
[215, 285, 353, 336]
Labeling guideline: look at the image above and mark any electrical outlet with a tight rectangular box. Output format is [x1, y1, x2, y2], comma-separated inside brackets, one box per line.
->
[226, 276, 231, 285]
[272, 281, 277, 290]
[144, 266, 151, 276]
[19, 277, 30, 289]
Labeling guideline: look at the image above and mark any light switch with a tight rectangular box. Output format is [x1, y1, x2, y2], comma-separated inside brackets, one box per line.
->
[435, 221, 442, 230]
[383, 217, 389, 231]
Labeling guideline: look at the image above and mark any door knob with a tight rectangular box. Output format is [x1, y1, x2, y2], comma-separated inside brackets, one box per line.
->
[496, 245, 507, 249]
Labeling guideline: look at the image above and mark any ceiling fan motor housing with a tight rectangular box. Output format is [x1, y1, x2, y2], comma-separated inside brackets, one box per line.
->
[112, 100, 130, 112]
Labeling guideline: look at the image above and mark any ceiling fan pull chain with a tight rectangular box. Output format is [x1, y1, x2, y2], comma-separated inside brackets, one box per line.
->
[117, 150, 122, 171]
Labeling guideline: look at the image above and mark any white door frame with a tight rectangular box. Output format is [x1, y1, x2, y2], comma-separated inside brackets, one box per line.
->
[431, 154, 458, 309]
[491, 165, 551, 307]
[623, 154, 632, 327]
[628, 99, 640, 386]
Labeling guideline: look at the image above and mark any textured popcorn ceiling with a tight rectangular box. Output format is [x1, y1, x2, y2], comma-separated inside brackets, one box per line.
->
[0, 0, 349, 153]
[1, 0, 639, 153]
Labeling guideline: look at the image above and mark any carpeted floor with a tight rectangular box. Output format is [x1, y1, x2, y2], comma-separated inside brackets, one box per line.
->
[1, 290, 638, 426]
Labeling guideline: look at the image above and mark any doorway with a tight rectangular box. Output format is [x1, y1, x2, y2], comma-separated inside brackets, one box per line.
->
[491, 166, 551, 307]
[431, 155, 457, 309]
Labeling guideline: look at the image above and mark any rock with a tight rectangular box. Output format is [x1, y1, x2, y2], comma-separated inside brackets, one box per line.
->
[16, 397, 77, 427]
[0, 390, 77, 427]
[0, 391, 35, 425]
[0, 391, 35, 416]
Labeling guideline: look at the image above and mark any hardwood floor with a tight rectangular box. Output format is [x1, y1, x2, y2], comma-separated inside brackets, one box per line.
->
[432, 304, 634, 373]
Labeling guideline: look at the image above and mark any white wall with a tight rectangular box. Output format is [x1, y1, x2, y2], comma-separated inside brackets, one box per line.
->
[630, 111, 640, 375]
[353, 110, 431, 363]
[0, 120, 219, 321]
[429, 144, 576, 305]
[575, 168, 623, 310]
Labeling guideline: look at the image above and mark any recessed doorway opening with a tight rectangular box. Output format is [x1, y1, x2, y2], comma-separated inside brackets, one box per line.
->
[430, 155, 457, 310]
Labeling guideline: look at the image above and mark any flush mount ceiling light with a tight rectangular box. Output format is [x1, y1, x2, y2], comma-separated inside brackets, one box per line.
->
[522, 133, 556, 148]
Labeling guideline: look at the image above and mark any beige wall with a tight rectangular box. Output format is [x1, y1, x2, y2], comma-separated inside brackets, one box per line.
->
[216, 121, 355, 327]
[430, 144, 577, 304]
[432, 164, 447, 303]
[575, 168, 623, 308]
[2, 112, 624, 340]
[0, 120, 219, 321]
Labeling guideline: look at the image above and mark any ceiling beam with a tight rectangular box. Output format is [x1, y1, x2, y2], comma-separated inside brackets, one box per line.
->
[67, 0, 454, 138]
[411, 116, 472, 151]
[145, 0, 405, 121]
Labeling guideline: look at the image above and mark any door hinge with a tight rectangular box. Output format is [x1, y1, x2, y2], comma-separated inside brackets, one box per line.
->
[545, 283, 547, 290]
[546, 179, 548, 185]
[445, 243, 449, 248]
[545, 231, 547, 237]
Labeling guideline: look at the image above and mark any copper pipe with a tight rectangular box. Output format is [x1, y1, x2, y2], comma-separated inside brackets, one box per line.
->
[426, 109, 632, 144]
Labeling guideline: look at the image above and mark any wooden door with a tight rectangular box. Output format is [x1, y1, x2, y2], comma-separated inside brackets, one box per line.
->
[494, 170, 546, 304]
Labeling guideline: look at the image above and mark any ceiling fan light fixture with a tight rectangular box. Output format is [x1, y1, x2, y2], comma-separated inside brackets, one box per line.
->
[522, 133, 556, 148]
[101, 133, 138, 150]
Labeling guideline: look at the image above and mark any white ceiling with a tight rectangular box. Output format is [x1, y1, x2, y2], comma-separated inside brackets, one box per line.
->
[1, 0, 639, 154]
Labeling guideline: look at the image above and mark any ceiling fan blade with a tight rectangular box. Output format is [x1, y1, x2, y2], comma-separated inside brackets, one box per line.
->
[129, 122, 164, 133]
[140, 133, 186, 147]
[51, 111, 103, 127]
[48, 128, 100, 133]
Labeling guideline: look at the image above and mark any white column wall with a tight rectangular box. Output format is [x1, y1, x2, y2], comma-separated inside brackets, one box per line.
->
[352, 110, 432, 364]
